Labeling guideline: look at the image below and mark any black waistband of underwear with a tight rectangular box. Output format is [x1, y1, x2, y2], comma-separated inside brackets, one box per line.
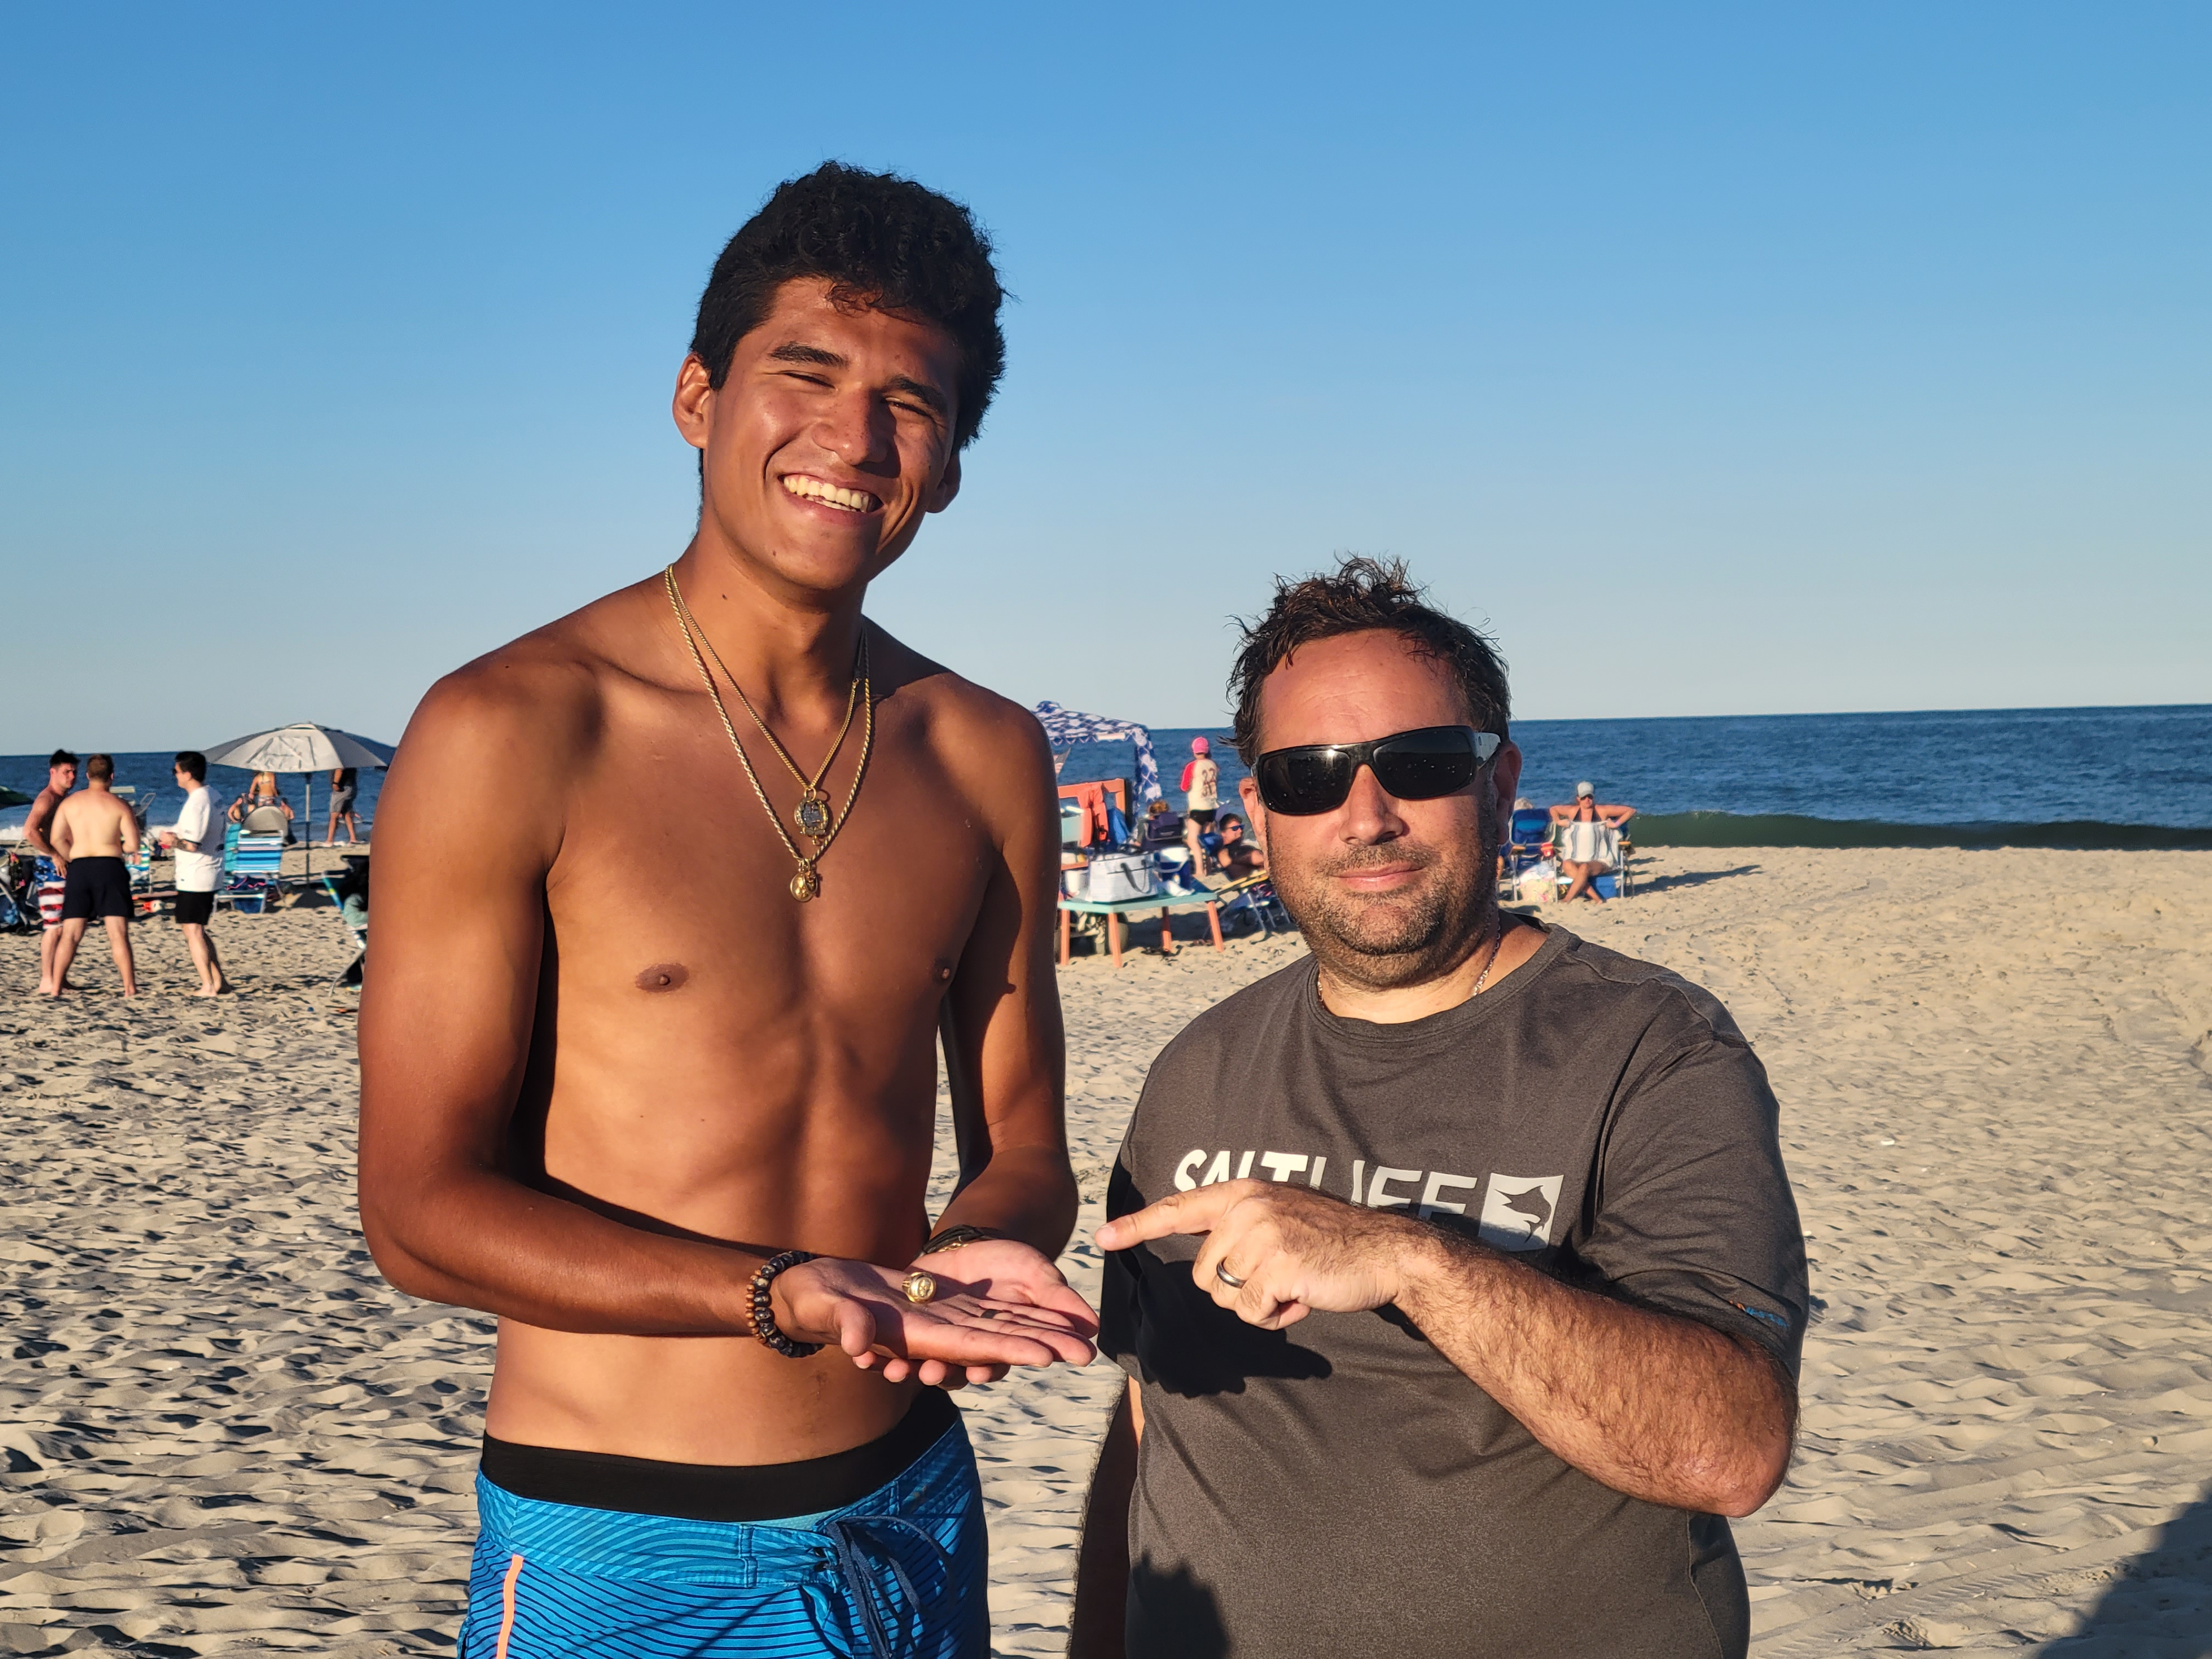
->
[479, 1387, 958, 1524]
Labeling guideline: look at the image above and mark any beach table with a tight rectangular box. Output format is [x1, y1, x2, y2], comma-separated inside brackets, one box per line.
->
[1058, 888, 1225, 968]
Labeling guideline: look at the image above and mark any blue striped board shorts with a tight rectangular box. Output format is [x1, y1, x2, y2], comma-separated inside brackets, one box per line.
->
[459, 1402, 988, 1659]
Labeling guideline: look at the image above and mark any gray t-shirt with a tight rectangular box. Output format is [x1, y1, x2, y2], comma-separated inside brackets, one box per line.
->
[1102, 926, 1806, 1659]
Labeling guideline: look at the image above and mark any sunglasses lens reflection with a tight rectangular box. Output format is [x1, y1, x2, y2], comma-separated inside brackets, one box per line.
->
[1261, 749, 1353, 814]
[1256, 728, 1482, 815]
[1373, 744, 1476, 800]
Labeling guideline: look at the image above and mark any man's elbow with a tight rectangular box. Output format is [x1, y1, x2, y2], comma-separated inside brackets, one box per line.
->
[357, 1181, 451, 1302]
[1702, 1432, 1793, 1519]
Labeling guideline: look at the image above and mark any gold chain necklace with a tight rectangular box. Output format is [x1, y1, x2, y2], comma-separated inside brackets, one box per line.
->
[672, 574, 864, 842]
[1470, 917, 1505, 995]
[663, 565, 873, 902]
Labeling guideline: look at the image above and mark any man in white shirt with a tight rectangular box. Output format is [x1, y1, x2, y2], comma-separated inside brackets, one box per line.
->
[172, 752, 228, 996]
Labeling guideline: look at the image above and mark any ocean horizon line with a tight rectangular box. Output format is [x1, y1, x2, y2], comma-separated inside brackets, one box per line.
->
[4, 696, 2209, 760]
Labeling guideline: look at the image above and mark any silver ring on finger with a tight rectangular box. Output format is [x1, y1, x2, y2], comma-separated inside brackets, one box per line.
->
[1214, 1262, 1246, 1290]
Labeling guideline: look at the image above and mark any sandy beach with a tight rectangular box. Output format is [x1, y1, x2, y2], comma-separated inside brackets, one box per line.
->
[4, 845, 2209, 1656]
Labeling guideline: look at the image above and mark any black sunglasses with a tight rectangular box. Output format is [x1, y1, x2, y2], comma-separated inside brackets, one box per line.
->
[1254, 725, 1502, 816]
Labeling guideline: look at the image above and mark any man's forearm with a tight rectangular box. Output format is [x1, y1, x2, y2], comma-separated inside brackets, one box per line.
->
[930, 1142, 1078, 1261]
[363, 1166, 763, 1335]
[1394, 1228, 1793, 1516]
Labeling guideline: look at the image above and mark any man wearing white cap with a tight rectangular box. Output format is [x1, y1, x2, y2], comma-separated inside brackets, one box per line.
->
[1550, 780, 1635, 902]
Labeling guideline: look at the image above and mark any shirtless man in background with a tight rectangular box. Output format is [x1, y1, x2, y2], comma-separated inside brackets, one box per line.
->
[46, 753, 140, 997]
[23, 749, 77, 994]
[358, 165, 1094, 1658]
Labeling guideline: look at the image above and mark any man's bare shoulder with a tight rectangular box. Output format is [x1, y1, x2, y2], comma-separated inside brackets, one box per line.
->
[870, 624, 1053, 834]
[401, 578, 664, 770]
[872, 626, 1049, 763]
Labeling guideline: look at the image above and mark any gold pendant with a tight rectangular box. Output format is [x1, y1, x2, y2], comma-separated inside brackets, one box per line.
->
[789, 867, 821, 902]
[793, 788, 831, 839]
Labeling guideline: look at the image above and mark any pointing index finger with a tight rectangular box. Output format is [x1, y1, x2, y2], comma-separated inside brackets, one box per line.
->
[1096, 1182, 1248, 1250]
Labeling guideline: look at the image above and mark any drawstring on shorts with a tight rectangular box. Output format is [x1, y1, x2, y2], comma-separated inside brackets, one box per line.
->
[808, 1513, 951, 1659]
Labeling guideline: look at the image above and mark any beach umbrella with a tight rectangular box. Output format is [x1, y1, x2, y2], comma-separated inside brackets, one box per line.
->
[1031, 702, 1163, 805]
[201, 722, 394, 885]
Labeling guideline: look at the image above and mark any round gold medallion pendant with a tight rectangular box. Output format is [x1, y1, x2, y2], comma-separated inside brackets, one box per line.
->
[793, 791, 831, 839]
[789, 867, 821, 902]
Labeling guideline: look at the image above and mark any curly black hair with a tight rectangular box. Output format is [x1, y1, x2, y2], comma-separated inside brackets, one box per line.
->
[1227, 556, 1510, 764]
[690, 162, 1007, 450]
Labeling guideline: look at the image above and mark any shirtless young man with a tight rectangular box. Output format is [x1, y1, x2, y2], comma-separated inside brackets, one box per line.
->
[358, 165, 1096, 1659]
[46, 753, 140, 997]
[23, 749, 77, 994]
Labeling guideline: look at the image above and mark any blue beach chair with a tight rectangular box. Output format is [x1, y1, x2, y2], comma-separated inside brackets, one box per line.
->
[218, 829, 285, 915]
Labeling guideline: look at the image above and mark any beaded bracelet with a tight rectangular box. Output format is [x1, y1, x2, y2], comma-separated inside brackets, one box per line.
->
[748, 1249, 821, 1358]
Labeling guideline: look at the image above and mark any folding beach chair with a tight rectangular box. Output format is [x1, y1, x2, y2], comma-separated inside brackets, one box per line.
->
[218, 830, 286, 915]
[1504, 805, 1553, 885]
[318, 871, 368, 985]
[1215, 872, 1292, 939]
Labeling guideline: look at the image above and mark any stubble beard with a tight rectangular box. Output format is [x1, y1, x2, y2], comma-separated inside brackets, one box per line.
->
[1273, 808, 1503, 994]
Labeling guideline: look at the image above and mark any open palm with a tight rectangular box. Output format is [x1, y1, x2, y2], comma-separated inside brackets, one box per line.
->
[777, 1246, 1098, 1389]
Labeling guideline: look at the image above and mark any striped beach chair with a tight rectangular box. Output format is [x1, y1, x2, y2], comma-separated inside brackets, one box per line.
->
[218, 829, 286, 915]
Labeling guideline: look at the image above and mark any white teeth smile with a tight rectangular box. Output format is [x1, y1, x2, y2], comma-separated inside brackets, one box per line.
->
[781, 475, 881, 513]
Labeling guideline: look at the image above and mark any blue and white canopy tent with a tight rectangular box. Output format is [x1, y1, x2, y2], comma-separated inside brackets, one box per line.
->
[1031, 702, 1163, 806]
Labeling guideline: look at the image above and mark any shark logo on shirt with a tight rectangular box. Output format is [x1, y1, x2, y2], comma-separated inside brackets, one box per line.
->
[1496, 1184, 1553, 1233]
[1478, 1174, 1564, 1251]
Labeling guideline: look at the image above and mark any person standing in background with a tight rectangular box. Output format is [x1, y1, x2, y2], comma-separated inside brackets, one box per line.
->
[47, 754, 141, 997]
[24, 748, 78, 995]
[1181, 735, 1221, 866]
[324, 767, 361, 846]
[171, 751, 228, 997]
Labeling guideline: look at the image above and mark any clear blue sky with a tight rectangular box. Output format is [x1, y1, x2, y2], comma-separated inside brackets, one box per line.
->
[4, 3, 2206, 753]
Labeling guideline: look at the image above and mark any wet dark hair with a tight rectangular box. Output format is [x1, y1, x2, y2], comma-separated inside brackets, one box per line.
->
[690, 162, 1007, 450]
[174, 751, 207, 783]
[86, 753, 115, 782]
[49, 749, 77, 770]
[1228, 556, 1510, 764]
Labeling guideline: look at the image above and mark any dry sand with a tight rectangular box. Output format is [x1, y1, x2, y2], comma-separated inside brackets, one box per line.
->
[3, 846, 2209, 1656]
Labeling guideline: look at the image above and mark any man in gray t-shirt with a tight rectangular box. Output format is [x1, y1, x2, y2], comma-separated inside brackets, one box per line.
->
[1073, 558, 1804, 1659]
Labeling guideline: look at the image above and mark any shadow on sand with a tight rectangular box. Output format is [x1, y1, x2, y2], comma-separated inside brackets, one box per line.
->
[2042, 1489, 2212, 1655]
[1635, 862, 1763, 896]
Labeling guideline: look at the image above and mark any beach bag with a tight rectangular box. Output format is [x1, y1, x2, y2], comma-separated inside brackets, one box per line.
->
[1516, 861, 1557, 903]
[1086, 853, 1155, 902]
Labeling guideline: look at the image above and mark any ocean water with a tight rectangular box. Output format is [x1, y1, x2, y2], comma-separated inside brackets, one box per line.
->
[1057, 705, 2212, 849]
[7, 704, 2207, 848]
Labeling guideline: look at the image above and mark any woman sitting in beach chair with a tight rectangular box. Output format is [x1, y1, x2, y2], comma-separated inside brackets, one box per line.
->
[1549, 781, 1634, 903]
[227, 771, 295, 840]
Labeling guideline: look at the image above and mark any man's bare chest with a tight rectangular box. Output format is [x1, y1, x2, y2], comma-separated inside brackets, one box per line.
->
[540, 741, 998, 1024]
